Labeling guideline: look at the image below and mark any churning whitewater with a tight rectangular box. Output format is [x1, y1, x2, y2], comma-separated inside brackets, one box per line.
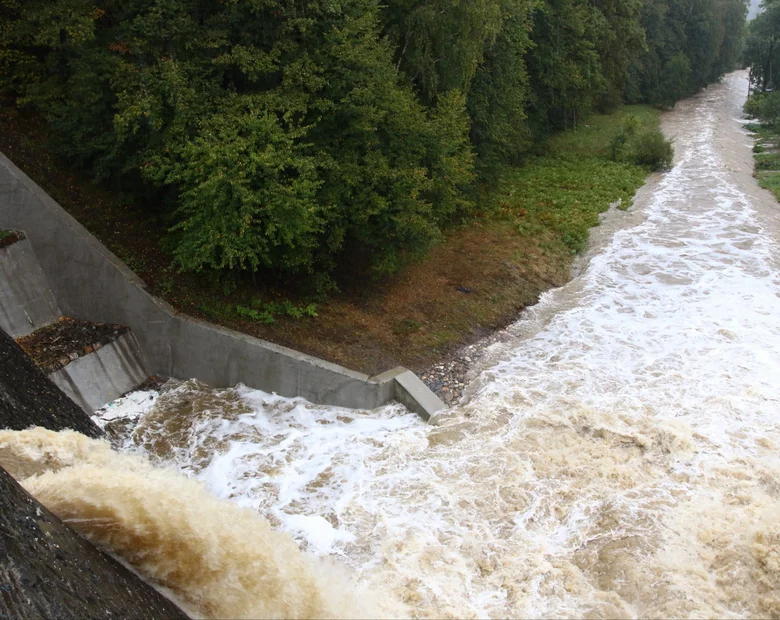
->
[4, 71, 780, 618]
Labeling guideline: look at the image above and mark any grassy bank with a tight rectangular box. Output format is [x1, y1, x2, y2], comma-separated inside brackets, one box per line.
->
[0, 102, 658, 376]
[748, 123, 780, 200]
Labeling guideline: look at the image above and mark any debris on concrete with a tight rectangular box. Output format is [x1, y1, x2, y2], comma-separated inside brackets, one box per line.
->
[16, 317, 129, 373]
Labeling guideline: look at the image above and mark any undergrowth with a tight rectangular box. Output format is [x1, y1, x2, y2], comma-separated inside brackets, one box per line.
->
[745, 122, 780, 201]
[496, 105, 658, 255]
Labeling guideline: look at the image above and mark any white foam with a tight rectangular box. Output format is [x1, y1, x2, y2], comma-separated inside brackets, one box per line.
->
[99, 71, 780, 618]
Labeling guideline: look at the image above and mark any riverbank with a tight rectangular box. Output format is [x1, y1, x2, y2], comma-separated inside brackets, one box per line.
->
[0, 102, 657, 397]
[747, 122, 780, 201]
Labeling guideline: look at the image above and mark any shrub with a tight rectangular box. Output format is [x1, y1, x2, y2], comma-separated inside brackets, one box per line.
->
[628, 130, 674, 170]
[759, 92, 780, 128]
[744, 93, 766, 119]
[610, 114, 641, 161]
[744, 92, 780, 128]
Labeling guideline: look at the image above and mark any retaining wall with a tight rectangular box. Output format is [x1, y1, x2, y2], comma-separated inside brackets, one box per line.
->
[49, 331, 149, 413]
[0, 152, 444, 419]
[0, 237, 61, 337]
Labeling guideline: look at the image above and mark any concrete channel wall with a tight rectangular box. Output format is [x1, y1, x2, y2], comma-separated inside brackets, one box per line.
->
[0, 237, 61, 337]
[0, 152, 445, 419]
[49, 331, 149, 413]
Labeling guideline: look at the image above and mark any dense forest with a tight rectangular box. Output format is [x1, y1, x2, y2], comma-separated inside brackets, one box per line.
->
[0, 0, 746, 288]
[743, 0, 780, 203]
[744, 0, 779, 123]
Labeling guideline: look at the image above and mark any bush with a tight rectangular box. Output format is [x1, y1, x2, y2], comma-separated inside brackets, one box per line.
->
[744, 92, 780, 128]
[2, 0, 476, 284]
[628, 130, 674, 170]
[744, 93, 766, 119]
[609, 114, 641, 161]
[759, 92, 780, 128]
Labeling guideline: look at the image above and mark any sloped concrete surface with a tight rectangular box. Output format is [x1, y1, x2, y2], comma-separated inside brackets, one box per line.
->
[0, 466, 189, 620]
[0, 152, 445, 419]
[0, 327, 102, 437]
[49, 331, 149, 413]
[0, 237, 60, 338]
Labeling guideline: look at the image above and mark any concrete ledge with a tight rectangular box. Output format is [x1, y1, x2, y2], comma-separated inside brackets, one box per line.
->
[48, 331, 149, 413]
[0, 152, 445, 419]
[392, 370, 444, 421]
[0, 237, 60, 337]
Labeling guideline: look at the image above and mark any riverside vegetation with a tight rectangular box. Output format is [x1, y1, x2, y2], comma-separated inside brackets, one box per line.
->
[0, 0, 745, 374]
[743, 0, 780, 201]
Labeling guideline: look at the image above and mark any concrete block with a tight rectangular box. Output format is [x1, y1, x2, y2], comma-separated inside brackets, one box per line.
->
[0, 237, 60, 337]
[48, 331, 149, 413]
[392, 369, 446, 421]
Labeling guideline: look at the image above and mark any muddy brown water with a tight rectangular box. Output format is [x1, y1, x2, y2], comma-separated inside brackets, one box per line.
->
[3, 70, 780, 618]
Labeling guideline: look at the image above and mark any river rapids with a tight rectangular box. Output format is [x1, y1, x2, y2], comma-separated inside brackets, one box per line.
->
[2, 71, 779, 618]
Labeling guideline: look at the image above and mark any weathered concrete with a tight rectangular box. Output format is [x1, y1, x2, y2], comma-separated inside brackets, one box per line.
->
[391, 369, 446, 422]
[0, 327, 103, 437]
[0, 327, 188, 618]
[49, 331, 149, 413]
[0, 465, 189, 620]
[0, 151, 445, 419]
[0, 236, 60, 338]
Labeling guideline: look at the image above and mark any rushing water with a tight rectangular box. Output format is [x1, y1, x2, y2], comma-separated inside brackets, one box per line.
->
[5, 71, 780, 618]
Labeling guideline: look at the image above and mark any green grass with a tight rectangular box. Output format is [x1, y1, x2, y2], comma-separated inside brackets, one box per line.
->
[496, 105, 659, 255]
[747, 123, 780, 201]
[544, 105, 661, 159]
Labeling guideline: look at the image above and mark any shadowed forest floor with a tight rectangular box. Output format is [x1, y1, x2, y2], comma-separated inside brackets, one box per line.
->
[0, 101, 657, 376]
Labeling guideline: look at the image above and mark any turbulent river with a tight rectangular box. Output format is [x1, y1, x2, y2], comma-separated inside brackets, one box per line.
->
[3, 70, 780, 618]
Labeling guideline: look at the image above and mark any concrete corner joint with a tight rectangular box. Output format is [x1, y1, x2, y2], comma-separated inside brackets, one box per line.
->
[0, 151, 445, 420]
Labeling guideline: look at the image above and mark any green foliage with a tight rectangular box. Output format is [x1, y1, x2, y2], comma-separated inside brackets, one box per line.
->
[507, 155, 646, 253]
[0, 0, 745, 289]
[759, 93, 780, 128]
[744, 93, 766, 118]
[237, 299, 319, 324]
[657, 53, 693, 109]
[609, 114, 640, 160]
[383, 0, 504, 102]
[628, 0, 746, 107]
[152, 101, 324, 274]
[745, 92, 780, 128]
[236, 305, 276, 325]
[467, 1, 535, 176]
[756, 152, 780, 170]
[628, 130, 674, 170]
[2, 0, 476, 282]
[743, 0, 780, 92]
[609, 112, 674, 170]
[498, 105, 653, 255]
[745, 110, 780, 203]
[197, 300, 235, 322]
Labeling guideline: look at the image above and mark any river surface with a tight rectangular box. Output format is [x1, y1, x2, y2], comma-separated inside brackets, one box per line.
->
[94, 71, 780, 618]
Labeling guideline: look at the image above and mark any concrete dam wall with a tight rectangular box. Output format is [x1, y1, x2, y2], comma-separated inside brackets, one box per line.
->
[0, 152, 444, 418]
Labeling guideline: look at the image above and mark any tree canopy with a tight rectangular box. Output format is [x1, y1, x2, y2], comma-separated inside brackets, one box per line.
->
[0, 0, 747, 287]
[744, 0, 780, 92]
